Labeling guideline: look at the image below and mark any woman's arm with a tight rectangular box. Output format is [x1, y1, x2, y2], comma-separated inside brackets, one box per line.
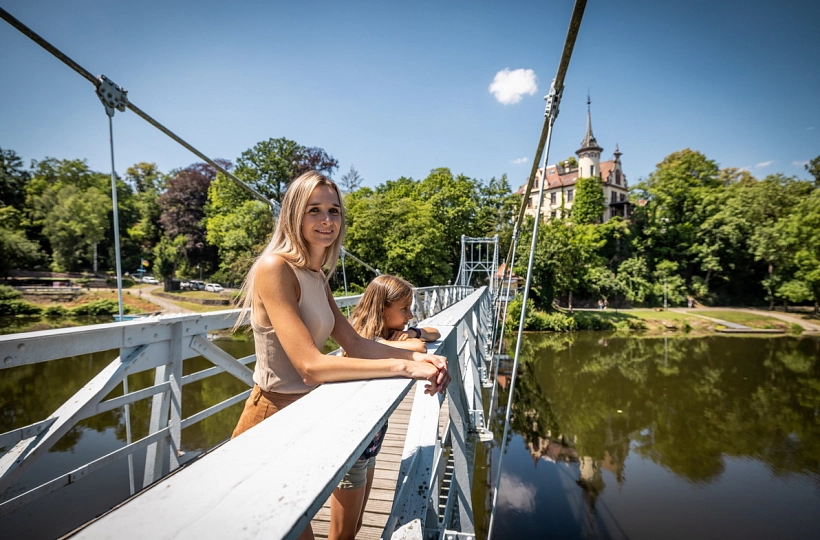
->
[256, 255, 448, 394]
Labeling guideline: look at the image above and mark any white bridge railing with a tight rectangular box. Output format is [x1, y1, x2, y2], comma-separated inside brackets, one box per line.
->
[0, 284, 490, 539]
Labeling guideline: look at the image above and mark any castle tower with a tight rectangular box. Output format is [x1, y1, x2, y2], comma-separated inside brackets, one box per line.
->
[576, 96, 602, 179]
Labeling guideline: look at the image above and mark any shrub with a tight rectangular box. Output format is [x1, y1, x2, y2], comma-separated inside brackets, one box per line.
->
[574, 312, 616, 331]
[43, 305, 68, 317]
[70, 299, 121, 316]
[0, 285, 22, 301]
[537, 312, 578, 332]
[505, 296, 541, 330]
[627, 318, 648, 330]
[0, 299, 42, 316]
[789, 323, 804, 335]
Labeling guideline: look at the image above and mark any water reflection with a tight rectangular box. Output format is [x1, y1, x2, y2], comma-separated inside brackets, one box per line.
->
[479, 334, 820, 539]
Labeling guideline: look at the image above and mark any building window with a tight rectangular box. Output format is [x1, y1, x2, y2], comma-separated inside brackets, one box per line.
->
[528, 197, 533, 208]
[615, 170, 621, 185]
[620, 193, 626, 202]
[611, 191, 617, 202]
[590, 165, 594, 177]
[550, 192, 557, 204]
[567, 189, 574, 202]
[550, 210, 556, 219]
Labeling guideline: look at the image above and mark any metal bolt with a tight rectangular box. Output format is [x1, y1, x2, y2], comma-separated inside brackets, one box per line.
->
[4, 356, 12, 366]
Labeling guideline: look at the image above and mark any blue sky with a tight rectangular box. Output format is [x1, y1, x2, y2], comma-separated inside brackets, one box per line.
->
[1, 0, 818, 193]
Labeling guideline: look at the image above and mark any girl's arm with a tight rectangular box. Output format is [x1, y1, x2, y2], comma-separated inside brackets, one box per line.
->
[325, 284, 450, 392]
[393, 327, 441, 342]
[256, 255, 448, 394]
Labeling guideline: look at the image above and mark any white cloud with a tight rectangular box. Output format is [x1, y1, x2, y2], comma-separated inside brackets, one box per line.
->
[512, 157, 528, 164]
[489, 68, 538, 105]
[807, 126, 815, 131]
[754, 161, 774, 168]
[793, 160, 809, 167]
[497, 474, 536, 513]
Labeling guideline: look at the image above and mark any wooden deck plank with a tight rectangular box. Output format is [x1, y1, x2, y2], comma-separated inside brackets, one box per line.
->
[310, 385, 418, 539]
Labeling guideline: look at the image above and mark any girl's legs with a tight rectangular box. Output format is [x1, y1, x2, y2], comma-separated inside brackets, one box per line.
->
[329, 485, 367, 540]
[329, 459, 376, 540]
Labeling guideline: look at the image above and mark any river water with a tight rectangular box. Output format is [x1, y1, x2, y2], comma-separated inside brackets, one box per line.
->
[474, 333, 820, 539]
[1, 332, 818, 538]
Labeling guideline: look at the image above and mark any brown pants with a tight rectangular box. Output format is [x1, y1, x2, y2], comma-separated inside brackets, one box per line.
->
[231, 384, 306, 439]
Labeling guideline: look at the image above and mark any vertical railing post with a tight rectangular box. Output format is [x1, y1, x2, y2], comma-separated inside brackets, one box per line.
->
[168, 321, 183, 471]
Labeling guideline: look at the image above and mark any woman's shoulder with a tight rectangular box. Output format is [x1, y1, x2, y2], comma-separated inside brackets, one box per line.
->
[256, 254, 298, 283]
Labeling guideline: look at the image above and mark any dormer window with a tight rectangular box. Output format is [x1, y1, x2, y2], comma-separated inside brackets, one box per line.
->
[615, 170, 621, 185]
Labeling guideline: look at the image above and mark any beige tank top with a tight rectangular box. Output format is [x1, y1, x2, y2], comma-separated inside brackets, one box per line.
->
[251, 264, 335, 394]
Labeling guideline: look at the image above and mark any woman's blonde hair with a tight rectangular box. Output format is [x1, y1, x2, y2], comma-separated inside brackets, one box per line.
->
[234, 171, 346, 328]
[349, 274, 414, 340]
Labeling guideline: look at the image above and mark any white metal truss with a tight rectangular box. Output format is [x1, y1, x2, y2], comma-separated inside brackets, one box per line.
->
[456, 235, 500, 295]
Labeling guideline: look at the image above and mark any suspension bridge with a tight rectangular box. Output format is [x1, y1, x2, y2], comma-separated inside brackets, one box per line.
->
[1, 1, 590, 538]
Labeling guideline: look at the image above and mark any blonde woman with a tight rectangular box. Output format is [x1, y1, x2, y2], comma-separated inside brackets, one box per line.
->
[231, 171, 449, 540]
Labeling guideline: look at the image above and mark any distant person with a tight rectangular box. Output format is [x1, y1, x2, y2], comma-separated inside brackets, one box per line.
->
[687, 296, 694, 309]
[332, 274, 441, 539]
[230, 171, 450, 540]
[598, 299, 604, 310]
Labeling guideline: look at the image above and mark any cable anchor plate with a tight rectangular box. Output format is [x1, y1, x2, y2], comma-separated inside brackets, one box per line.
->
[96, 75, 128, 117]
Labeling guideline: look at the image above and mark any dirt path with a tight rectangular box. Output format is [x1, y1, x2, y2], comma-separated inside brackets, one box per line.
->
[134, 286, 193, 314]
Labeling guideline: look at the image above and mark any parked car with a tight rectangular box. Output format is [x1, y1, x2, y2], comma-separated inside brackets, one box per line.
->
[189, 280, 206, 290]
[205, 283, 223, 293]
[141, 276, 159, 284]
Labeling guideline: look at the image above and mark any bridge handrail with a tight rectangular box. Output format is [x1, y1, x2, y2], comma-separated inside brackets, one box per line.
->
[0, 285, 476, 523]
[70, 287, 491, 539]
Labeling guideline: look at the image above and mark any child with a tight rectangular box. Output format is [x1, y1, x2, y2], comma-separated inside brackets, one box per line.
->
[330, 275, 441, 539]
[231, 172, 450, 540]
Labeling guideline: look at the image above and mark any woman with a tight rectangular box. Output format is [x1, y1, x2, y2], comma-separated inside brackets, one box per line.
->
[231, 171, 449, 540]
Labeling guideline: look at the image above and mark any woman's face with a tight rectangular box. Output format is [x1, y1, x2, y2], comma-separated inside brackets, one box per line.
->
[383, 297, 413, 332]
[301, 184, 342, 252]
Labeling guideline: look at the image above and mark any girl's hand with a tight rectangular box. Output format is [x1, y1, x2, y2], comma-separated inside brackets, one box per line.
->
[388, 329, 409, 341]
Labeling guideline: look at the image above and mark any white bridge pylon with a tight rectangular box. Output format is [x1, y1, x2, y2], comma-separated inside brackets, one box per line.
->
[456, 235, 500, 295]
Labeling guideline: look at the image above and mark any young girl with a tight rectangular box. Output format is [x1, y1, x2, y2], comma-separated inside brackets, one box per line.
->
[330, 275, 441, 539]
[231, 171, 449, 540]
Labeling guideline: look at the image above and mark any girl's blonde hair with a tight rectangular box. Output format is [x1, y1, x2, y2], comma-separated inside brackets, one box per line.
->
[235, 171, 346, 328]
[349, 274, 414, 340]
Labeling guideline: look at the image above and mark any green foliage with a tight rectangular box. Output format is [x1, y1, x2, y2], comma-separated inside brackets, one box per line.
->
[43, 305, 68, 317]
[0, 285, 22, 300]
[573, 312, 616, 330]
[70, 299, 122, 316]
[572, 176, 605, 224]
[0, 287, 42, 316]
[788, 323, 804, 335]
[233, 137, 338, 204]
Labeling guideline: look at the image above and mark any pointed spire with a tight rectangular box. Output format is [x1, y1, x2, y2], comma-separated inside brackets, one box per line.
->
[579, 94, 602, 152]
[614, 143, 622, 161]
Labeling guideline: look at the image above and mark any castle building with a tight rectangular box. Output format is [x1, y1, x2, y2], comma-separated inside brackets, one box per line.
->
[518, 99, 629, 222]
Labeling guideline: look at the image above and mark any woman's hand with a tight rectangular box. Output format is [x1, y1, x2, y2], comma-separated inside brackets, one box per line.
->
[411, 353, 450, 395]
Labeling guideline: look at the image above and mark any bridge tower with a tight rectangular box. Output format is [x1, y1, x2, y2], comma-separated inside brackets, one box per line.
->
[456, 235, 500, 295]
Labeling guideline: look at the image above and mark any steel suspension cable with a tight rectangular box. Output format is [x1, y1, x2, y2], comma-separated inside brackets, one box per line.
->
[487, 2, 587, 538]
[0, 7, 279, 217]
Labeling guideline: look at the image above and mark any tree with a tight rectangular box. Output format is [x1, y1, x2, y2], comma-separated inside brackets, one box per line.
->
[158, 162, 223, 273]
[233, 138, 338, 203]
[204, 171, 273, 284]
[806, 155, 820, 187]
[780, 189, 820, 313]
[126, 162, 164, 258]
[43, 185, 111, 271]
[0, 207, 42, 276]
[572, 176, 605, 224]
[339, 165, 363, 193]
[344, 188, 450, 286]
[1, 147, 30, 208]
